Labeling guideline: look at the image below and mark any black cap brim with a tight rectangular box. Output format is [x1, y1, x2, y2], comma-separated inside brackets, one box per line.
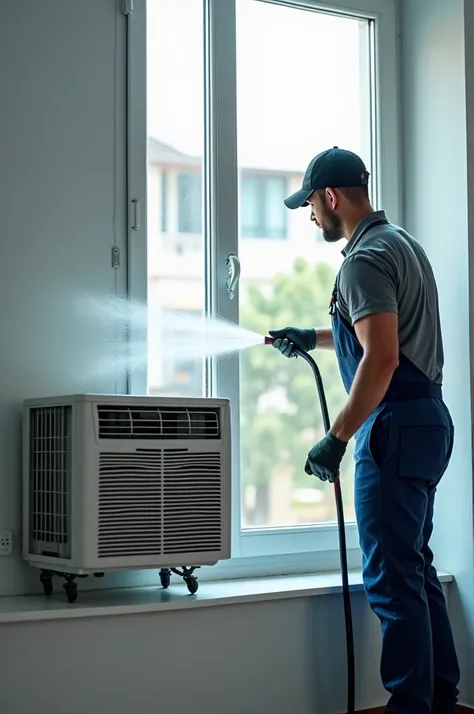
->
[283, 188, 314, 210]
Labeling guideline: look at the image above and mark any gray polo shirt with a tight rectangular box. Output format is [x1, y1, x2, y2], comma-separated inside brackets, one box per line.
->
[336, 210, 443, 384]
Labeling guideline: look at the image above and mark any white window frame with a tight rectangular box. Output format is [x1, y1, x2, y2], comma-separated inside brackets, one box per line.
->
[126, 0, 400, 577]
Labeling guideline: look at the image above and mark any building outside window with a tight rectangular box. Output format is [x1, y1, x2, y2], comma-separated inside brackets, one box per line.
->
[240, 174, 288, 239]
[177, 171, 202, 234]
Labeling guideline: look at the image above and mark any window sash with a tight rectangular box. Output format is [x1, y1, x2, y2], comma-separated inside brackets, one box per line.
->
[126, 0, 147, 396]
[127, 0, 400, 564]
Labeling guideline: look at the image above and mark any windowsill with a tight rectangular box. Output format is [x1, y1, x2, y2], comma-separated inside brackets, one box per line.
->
[0, 570, 453, 624]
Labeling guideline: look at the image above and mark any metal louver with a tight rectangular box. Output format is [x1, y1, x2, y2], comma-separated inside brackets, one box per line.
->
[98, 451, 163, 557]
[97, 405, 220, 440]
[163, 450, 222, 555]
[29, 406, 72, 558]
[98, 449, 222, 558]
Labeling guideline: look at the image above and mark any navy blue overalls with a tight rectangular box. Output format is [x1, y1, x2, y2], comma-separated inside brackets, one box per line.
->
[330, 219, 460, 714]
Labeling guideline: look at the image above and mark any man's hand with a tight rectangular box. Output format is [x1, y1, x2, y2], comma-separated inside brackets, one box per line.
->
[268, 326, 316, 358]
[305, 432, 348, 482]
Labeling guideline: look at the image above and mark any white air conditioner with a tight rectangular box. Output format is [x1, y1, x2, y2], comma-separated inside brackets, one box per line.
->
[22, 394, 231, 602]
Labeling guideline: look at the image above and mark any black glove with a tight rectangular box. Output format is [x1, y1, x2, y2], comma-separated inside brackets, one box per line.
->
[268, 326, 317, 358]
[304, 432, 347, 483]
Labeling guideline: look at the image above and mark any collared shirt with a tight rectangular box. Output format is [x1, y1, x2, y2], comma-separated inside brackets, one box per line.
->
[335, 210, 444, 384]
[342, 209, 389, 256]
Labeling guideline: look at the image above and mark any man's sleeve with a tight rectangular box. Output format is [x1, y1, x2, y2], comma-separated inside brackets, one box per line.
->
[338, 252, 398, 326]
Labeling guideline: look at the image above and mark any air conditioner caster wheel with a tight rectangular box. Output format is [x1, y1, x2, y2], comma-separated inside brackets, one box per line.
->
[185, 576, 198, 595]
[40, 571, 54, 597]
[160, 569, 171, 589]
[64, 581, 78, 604]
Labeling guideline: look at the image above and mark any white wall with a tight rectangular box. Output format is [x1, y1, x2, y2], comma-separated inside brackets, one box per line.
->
[400, 0, 474, 704]
[0, 593, 385, 714]
[0, 3, 386, 714]
[0, 0, 128, 596]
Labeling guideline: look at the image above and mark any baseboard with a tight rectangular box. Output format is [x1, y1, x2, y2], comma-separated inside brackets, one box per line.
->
[358, 707, 472, 714]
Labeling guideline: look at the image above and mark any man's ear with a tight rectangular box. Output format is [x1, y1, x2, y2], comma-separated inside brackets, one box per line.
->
[325, 187, 338, 210]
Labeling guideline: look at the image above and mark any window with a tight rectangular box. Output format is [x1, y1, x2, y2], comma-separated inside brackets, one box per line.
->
[178, 171, 202, 234]
[236, 2, 371, 543]
[240, 174, 288, 239]
[131, 0, 400, 569]
[160, 171, 168, 232]
[149, 309, 203, 398]
[144, 0, 205, 399]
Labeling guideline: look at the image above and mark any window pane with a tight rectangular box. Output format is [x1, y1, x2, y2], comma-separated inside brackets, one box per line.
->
[177, 171, 202, 234]
[240, 173, 287, 239]
[160, 309, 204, 397]
[146, 0, 205, 397]
[160, 171, 168, 232]
[264, 176, 287, 239]
[237, 0, 372, 528]
[240, 174, 260, 237]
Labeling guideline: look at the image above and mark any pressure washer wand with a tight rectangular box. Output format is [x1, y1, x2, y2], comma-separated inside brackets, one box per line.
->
[264, 335, 355, 714]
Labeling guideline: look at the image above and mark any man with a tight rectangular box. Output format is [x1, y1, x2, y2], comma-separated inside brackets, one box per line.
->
[269, 147, 460, 714]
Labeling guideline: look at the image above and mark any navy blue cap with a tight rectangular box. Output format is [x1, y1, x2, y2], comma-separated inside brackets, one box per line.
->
[284, 146, 370, 209]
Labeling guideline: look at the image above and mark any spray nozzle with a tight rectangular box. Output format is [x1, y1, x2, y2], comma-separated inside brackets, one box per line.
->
[264, 336, 275, 345]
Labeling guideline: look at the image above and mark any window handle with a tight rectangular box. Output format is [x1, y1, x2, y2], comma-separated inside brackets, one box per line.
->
[225, 253, 241, 300]
[131, 199, 140, 230]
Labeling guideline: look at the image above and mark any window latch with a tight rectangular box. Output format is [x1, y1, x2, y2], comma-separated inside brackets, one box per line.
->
[225, 253, 240, 300]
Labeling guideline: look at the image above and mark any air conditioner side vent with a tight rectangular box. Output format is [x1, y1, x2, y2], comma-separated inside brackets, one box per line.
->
[28, 405, 72, 558]
[97, 405, 220, 440]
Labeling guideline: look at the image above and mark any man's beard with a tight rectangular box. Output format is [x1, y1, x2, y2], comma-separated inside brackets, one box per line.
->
[319, 201, 344, 243]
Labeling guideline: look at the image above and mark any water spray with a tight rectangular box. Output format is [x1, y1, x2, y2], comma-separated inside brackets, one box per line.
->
[264, 335, 355, 714]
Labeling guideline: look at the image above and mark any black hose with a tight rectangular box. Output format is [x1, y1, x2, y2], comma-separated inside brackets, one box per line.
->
[294, 347, 355, 714]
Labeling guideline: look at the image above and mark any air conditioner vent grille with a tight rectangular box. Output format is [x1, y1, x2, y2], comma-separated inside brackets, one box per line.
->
[97, 450, 222, 558]
[29, 405, 72, 558]
[97, 405, 220, 440]
[163, 451, 222, 555]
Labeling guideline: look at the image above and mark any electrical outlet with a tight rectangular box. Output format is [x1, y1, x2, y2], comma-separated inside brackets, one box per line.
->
[0, 530, 13, 556]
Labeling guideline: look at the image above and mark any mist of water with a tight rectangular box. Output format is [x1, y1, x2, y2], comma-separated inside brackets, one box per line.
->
[74, 293, 266, 380]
